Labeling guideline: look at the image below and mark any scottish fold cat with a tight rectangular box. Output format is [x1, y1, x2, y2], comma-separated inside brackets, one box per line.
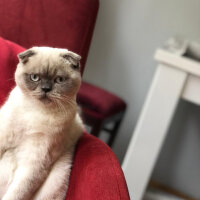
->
[0, 47, 83, 200]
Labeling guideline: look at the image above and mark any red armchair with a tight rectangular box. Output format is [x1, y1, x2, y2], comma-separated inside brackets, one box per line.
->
[0, 0, 130, 199]
[0, 36, 130, 200]
[0, 0, 127, 147]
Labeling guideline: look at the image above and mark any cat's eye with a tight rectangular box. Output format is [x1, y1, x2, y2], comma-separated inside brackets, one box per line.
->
[72, 64, 79, 70]
[55, 76, 66, 84]
[30, 74, 40, 82]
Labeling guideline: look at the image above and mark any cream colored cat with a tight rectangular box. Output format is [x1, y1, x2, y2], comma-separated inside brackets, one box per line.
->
[0, 47, 83, 200]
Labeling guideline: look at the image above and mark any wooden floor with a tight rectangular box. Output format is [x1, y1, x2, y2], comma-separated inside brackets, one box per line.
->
[143, 189, 183, 200]
[146, 180, 198, 200]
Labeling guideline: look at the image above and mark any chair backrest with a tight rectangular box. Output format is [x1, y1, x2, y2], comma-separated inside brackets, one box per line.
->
[0, 0, 99, 74]
[0, 37, 25, 105]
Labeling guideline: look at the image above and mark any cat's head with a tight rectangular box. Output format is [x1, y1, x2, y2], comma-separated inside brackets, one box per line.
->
[15, 47, 81, 105]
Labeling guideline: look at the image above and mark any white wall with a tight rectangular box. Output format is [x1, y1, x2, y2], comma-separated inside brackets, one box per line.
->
[83, 0, 200, 198]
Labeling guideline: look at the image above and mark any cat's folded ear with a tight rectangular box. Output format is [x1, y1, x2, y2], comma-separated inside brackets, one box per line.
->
[62, 51, 81, 70]
[18, 49, 36, 64]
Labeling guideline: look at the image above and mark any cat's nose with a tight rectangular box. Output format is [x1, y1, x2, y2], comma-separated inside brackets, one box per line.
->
[41, 83, 52, 93]
[42, 87, 51, 93]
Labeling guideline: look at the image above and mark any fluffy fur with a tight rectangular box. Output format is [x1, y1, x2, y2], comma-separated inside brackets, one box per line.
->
[0, 47, 83, 200]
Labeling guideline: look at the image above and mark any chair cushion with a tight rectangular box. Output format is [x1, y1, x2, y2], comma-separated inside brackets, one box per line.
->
[77, 82, 126, 118]
[0, 0, 99, 74]
[67, 132, 130, 200]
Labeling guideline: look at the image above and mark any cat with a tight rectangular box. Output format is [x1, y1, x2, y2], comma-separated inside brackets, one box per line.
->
[0, 47, 83, 200]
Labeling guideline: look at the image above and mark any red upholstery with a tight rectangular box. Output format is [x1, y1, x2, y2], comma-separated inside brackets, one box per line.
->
[0, 37, 130, 199]
[67, 132, 130, 200]
[0, 0, 127, 145]
[0, 0, 99, 74]
[0, 37, 25, 106]
[77, 82, 126, 118]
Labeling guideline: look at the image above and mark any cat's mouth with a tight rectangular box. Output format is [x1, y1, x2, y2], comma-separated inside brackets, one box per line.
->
[39, 93, 52, 103]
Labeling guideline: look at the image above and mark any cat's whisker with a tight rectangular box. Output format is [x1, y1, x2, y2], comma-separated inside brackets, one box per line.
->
[51, 97, 68, 115]
[59, 96, 75, 107]
[57, 100, 69, 116]
[50, 94, 76, 110]
[53, 99, 62, 112]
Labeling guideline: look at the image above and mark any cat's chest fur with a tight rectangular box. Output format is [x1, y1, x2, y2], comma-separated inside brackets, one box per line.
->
[2, 87, 73, 136]
[0, 87, 76, 197]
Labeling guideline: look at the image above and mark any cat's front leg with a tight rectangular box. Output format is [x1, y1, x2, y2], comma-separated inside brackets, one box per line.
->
[0, 139, 5, 158]
[0, 131, 20, 159]
[0, 132, 9, 158]
[2, 164, 49, 200]
[0, 114, 6, 158]
[2, 135, 53, 200]
[33, 151, 73, 200]
[0, 110, 12, 158]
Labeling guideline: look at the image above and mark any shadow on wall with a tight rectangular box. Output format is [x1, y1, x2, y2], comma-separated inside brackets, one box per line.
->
[83, 0, 132, 146]
[83, 0, 145, 163]
[152, 100, 200, 198]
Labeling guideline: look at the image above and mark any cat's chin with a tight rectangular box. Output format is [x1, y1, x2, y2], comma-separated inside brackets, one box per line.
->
[38, 95, 52, 104]
[40, 98, 52, 104]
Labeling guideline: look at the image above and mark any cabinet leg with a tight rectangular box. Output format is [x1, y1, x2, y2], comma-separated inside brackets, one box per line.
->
[122, 65, 188, 200]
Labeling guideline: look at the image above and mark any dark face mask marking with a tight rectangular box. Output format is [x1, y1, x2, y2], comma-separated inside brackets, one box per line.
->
[23, 71, 77, 100]
[41, 79, 52, 93]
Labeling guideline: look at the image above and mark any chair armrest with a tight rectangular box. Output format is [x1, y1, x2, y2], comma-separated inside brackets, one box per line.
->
[66, 132, 130, 200]
[0, 37, 25, 105]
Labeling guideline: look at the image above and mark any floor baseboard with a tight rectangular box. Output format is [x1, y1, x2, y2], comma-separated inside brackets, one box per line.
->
[147, 180, 198, 200]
